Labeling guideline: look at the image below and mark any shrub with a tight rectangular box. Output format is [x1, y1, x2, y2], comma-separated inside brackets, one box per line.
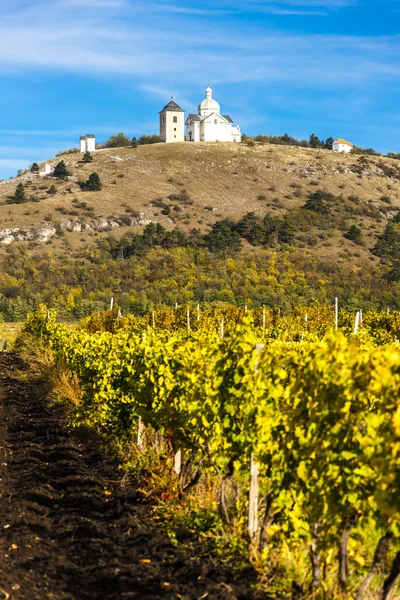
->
[30, 162, 39, 173]
[138, 135, 161, 145]
[48, 185, 57, 195]
[104, 133, 131, 148]
[344, 225, 363, 244]
[83, 151, 93, 163]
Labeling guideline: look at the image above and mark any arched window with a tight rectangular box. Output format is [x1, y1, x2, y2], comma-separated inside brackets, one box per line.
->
[173, 116, 178, 123]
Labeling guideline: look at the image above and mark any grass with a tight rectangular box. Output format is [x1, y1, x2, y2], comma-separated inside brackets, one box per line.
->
[0, 142, 399, 262]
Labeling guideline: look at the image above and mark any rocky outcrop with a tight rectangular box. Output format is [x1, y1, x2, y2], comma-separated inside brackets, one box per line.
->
[0, 213, 152, 245]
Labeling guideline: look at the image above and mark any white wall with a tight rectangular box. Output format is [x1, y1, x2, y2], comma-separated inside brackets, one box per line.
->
[160, 112, 185, 143]
[201, 117, 234, 142]
[86, 137, 96, 152]
[333, 142, 352, 153]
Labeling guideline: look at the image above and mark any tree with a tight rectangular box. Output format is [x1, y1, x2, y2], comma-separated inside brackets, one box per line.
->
[104, 133, 131, 148]
[54, 160, 70, 179]
[83, 151, 93, 163]
[373, 221, 400, 259]
[31, 162, 39, 173]
[13, 183, 26, 204]
[131, 136, 138, 148]
[278, 219, 295, 244]
[235, 212, 265, 245]
[309, 133, 322, 148]
[324, 137, 334, 150]
[303, 191, 331, 215]
[344, 225, 363, 244]
[82, 172, 102, 191]
[48, 185, 57, 195]
[204, 220, 242, 253]
[386, 261, 400, 283]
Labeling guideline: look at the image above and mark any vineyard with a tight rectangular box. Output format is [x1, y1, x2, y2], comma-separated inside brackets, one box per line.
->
[22, 303, 400, 599]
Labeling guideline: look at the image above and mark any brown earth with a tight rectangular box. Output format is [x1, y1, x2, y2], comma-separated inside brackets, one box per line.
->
[0, 353, 261, 600]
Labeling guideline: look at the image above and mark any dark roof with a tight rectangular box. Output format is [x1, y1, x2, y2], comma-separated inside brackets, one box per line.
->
[159, 100, 184, 113]
[186, 113, 200, 122]
[86, 134, 95, 138]
[223, 115, 233, 123]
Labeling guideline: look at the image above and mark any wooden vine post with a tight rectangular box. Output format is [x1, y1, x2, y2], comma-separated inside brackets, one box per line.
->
[110, 297, 114, 310]
[187, 307, 191, 331]
[262, 306, 266, 331]
[248, 343, 264, 542]
[353, 311, 360, 335]
[220, 318, 225, 340]
[248, 454, 260, 542]
[197, 303, 200, 322]
[174, 449, 182, 476]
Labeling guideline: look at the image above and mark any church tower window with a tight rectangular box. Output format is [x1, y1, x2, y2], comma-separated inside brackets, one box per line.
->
[173, 116, 178, 123]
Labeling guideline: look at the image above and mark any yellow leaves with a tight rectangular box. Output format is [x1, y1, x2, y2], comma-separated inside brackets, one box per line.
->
[297, 461, 308, 482]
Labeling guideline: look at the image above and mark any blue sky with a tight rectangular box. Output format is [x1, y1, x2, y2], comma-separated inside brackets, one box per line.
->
[0, 0, 399, 179]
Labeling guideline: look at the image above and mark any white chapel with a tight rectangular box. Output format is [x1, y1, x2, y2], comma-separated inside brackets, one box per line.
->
[159, 85, 241, 144]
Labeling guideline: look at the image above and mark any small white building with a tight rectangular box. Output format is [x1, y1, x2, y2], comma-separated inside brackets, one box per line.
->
[80, 134, 96, 153]
[332, 138, 353, 153]
[159, 99, 185, 143]
[186, 85, 241, 143]
[39, 163, 52, 177]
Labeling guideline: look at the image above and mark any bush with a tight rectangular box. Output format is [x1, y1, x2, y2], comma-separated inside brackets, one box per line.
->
[104, 133, 131, 148]
[344, 225, 363, 244]
[31, 162, 39, 173]
[83, 151, 93, 163]
[138, 135, 161, 145]
[48, 185, 57, 195]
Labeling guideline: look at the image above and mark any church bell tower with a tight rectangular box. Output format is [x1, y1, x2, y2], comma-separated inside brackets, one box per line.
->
[159, 98, 185, 143]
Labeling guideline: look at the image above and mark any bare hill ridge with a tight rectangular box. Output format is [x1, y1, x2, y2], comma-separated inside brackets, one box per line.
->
[1, 142, 400, 261]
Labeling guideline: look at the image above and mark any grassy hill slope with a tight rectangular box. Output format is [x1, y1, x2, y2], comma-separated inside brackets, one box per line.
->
[1, 142, 400, 262]
[1, 142, 400, 321]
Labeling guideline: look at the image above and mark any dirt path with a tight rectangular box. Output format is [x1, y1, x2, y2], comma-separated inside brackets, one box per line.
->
[0, 354, 258, 600]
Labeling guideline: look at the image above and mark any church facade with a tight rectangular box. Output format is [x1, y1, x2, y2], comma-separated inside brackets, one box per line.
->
[159, 85, 241, 144]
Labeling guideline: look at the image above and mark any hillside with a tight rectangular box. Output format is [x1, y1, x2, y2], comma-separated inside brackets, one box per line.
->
[0, 142, 399, 261]
[1, 141, 400, 321]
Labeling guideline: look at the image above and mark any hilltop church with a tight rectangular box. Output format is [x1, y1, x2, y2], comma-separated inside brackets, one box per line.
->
[159, 85, 241, 144]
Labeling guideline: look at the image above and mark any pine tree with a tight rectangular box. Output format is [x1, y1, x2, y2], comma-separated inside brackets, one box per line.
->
[309, 133, 322, 148]
[373, 221, 400, 259]
[13, 183, 26, 204]
[54, 160, 70, 179]
[31, 162, 39, 173]
[83, 151, 93, 163]
[84, 172, 102, 191]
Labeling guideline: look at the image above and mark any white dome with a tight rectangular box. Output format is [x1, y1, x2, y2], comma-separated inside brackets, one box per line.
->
[198, 85, 220, 115]
[198, 98, 221, 113]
